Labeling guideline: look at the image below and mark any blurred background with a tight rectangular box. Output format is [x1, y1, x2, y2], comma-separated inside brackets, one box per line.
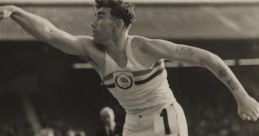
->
[1, 0, 259, 136]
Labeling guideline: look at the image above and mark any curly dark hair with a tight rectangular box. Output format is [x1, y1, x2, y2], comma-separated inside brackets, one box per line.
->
[95, 0, 136, 27]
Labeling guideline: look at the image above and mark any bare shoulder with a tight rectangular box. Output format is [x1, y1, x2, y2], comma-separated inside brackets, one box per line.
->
[129, 36, 163, 67]
[131, 35, 178, 52]
[130, 35, 151, 50]
[76, 35, 94, 46]
[76, 35, 105, 67]
[76, 35, 101, 54]
[131, 35, 150, 45]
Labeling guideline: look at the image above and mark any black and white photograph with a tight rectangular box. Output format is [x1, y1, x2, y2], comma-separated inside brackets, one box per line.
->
[0, 0, 259, 136]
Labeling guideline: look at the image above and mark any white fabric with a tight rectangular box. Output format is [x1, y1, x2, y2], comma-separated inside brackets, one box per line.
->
[123, 101, 188, 136]
[96, 35, 188, 135]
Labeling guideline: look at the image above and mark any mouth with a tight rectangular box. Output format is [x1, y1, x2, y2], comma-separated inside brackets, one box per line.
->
[93, 32, 98, 38]
[92, 30, 97, 35]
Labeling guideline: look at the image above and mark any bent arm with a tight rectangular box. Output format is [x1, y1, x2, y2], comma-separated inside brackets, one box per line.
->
[201, 53, 249, 101]
[141, 38, 248, 102]
[2, 6, 90, 56]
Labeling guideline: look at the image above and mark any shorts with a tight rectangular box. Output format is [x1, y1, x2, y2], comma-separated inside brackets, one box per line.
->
[122, 101, 188, 136]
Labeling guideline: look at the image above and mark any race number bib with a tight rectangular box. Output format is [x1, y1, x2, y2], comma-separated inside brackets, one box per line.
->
[153, 104, 180, 136]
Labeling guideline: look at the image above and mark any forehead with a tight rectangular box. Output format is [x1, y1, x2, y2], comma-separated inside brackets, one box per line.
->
[100, 109, 114, 117]
[101, 111, 111, 117]
[95, 7, 112, 16]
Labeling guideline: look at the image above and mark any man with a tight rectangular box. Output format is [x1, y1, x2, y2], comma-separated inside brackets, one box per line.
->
[1, 0, 259, 135]
[95, 106, 123, 136]
[36, 128, 54, 136]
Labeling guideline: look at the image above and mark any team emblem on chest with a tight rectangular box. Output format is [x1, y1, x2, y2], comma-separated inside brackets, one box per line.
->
[114, 72, 133, 89]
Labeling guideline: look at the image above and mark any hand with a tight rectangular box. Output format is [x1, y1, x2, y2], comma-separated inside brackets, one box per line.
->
[0, 6, 15, 21]
[237, 95, 259, 121]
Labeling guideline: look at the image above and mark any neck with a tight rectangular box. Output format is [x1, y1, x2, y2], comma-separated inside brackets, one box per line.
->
[105, 32, 128, 53]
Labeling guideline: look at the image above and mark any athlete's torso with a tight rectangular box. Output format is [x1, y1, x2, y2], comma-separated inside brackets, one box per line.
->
[95, 36, 176, 114]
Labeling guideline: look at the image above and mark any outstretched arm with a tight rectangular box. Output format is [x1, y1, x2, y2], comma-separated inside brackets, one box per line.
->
[0, 5, 92, 56]
[138, 37, 259, 121]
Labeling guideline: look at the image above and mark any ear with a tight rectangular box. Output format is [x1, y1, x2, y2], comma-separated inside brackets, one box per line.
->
[115, 19, 125, 30]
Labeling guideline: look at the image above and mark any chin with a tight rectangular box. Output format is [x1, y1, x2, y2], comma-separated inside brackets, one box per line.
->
[93, 38, 105, 49]
[93, 37, 100, 43]
[93, 39, 102, 45]
[94, 37, 106, 45]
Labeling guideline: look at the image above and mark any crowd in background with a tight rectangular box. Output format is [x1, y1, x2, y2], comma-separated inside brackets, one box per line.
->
[1, 90, 259, 136]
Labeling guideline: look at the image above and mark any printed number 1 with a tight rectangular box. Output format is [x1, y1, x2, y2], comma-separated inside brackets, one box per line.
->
[160, 108, 171, 135]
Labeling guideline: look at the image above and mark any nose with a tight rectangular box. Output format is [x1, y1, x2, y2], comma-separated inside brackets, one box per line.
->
[91, 23, 96, 29]
[91, 20, 97, 28]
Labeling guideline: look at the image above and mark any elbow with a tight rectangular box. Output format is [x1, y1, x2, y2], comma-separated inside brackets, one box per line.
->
[37, 22, 55, 41]
[199, 51, 222, 68]
[41, 26, 53, 40]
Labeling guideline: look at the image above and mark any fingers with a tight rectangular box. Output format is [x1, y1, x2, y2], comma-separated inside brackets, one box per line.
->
[249, 111, 258, 121]
[252, 103, 259, 121]
[240, 112, 259, 122]
[0, 9, 12, 20]
[0, 14, 9, 22]
[238, 98, 259, 122]
[248, 109, 259, 121]
[240, 113, 251, 121]
[256, 106, 259, 113]
[2, 10, 11, 18]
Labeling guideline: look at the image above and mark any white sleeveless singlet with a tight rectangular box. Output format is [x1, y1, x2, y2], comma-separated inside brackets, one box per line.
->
[97, 36, 176, 114]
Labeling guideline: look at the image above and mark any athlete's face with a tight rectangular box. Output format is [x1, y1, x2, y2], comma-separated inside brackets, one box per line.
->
[91, 8, 117, 43]
[101, 110, 114, 126]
